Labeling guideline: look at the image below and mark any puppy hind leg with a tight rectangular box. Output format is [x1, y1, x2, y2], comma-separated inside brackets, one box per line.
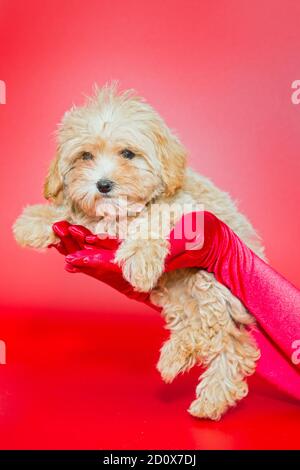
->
[157, 324, 201, 383]
[153, 280, 205, 383]
[154, 270, 260, 419]
[188, 327, 259, 420]
[186, 271, 260, 420]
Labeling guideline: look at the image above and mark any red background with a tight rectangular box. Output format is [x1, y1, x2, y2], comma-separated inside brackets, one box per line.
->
[0, 0, 300, 449]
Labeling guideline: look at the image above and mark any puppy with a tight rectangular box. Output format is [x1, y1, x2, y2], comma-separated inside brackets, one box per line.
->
[13, 83, 264, 420]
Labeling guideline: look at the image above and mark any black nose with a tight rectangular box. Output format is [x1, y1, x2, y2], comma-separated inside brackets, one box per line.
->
[96, 179, 114, 194]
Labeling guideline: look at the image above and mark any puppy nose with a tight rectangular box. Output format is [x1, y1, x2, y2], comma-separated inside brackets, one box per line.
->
[96, 179, 114, 194]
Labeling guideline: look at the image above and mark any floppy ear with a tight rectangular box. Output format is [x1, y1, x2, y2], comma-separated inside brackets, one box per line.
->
[154, 125, 186, 197]
[43, 153, 63, 204]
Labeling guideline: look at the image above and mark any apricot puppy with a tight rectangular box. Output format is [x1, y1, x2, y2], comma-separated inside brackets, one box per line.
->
[14, 84, 264, 420]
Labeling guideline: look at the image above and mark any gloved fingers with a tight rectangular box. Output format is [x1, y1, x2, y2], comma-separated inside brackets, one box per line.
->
[84, 234, 99, 244]
[64, 263, 80, 273]
[85, 234, 120, 250]
[52, 221, 121, 254]
[64, 263, 97, 276]
[65, 249, 104, 267]
[67, 225, 120, 251]
[66, 249, 118, 269]
[60, 234, 81, 254]
[50, 221, 72, 254]
[52, 220, 71, 237]
[52, 221, 81, 253]
[68, 225, 93, 248]
[66, 252, 102, 267]
[49, 241, 68, 255]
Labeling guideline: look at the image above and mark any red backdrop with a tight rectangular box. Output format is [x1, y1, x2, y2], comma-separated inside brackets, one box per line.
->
[0, 0, 300, 450]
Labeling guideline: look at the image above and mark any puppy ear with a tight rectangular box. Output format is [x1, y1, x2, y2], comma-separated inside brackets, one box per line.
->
[43, 153, 63, 203]
[154, 125, 186, 197]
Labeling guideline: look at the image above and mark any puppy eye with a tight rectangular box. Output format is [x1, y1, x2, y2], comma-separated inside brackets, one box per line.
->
[81, 151, 94, 161]
[120, 149, 135, 160]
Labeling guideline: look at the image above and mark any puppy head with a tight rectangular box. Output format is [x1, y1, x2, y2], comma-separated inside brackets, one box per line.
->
[44, 83, 186, 217]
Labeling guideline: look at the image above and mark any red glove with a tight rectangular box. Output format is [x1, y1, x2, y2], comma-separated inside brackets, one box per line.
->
[51, 212, 208, 308]
[165, 213, 300, 401]
[52, 212, 300, 401]
[52, 221, 157, 309]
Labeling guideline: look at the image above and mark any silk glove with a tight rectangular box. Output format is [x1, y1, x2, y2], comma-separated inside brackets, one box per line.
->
[51, 221, 158, 309]
[52, 212, 300, 401]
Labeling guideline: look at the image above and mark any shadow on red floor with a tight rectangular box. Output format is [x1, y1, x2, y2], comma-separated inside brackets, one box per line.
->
[0, 304, 299, 450]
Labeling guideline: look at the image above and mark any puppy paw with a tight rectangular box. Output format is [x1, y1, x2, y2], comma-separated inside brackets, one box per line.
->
[188, 395, 229, 421]
[188, 380, 248, 420]
[115, 238, 169, 292]
[157, 340, 196, 383]
[13, 204, 65, 249]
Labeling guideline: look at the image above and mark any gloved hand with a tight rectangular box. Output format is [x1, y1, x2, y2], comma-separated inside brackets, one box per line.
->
[52, 211, 300, 401]
[52, 221, 156, 308]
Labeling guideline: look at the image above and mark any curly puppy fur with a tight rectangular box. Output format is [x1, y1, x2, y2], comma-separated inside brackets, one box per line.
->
[13, 83, 264, 420]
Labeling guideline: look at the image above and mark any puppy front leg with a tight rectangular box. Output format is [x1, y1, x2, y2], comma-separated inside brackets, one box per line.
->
[115, 237, 169, 292]
[13, 204, 68, 249]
